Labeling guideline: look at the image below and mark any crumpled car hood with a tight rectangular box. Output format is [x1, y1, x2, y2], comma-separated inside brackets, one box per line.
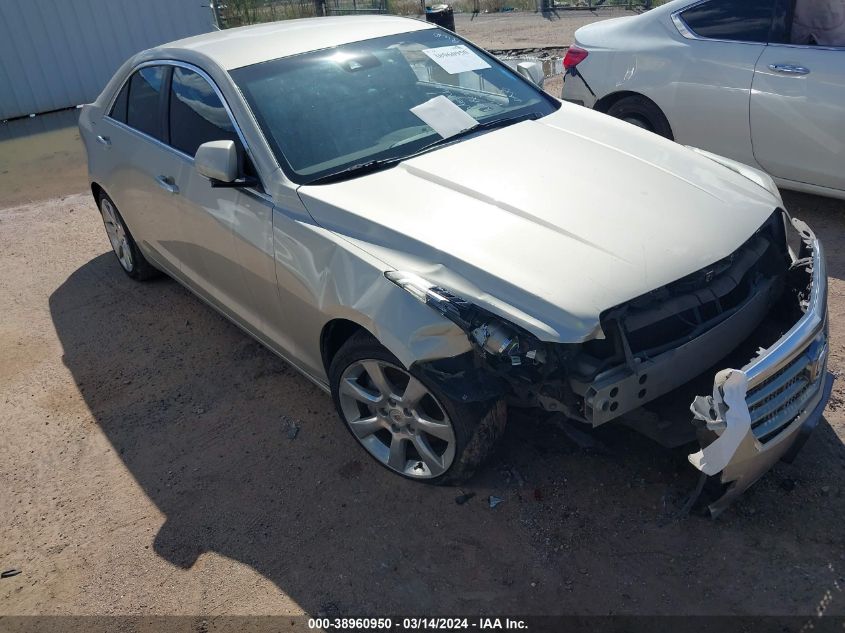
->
[298, 105, 780, 343]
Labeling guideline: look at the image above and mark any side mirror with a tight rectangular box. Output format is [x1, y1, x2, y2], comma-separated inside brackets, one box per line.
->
[517, 61, 545, 88]
[195, 140, 239, 184]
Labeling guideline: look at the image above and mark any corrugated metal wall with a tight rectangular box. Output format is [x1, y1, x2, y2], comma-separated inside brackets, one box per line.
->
[0, 0, 216, 120]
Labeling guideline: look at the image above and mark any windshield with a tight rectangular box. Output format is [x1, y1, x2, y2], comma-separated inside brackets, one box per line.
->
[231, 28, 558, 184]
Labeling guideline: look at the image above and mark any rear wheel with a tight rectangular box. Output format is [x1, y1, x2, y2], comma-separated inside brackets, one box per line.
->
[329, 332, 506, 484]
[606, 95, 673, 140]
[98, 192, 160, 281]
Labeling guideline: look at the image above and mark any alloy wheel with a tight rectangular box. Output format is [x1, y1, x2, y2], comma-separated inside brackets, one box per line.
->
[100, 198, 134, 272]
[338, 359, 456, 479]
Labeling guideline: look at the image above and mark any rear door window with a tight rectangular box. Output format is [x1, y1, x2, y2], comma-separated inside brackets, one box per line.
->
[126, 66, 167, 141]
[680, 0, 776, 42]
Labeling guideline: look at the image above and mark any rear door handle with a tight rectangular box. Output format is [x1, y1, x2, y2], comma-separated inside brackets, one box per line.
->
[768, 63, 810, 75]
[96, 134, 111, 147]
[155, 175, 179, 194]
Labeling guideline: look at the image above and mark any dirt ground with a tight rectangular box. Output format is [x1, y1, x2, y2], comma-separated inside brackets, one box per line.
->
[454, 9, 626, 49]
[1, 12, 844, 619]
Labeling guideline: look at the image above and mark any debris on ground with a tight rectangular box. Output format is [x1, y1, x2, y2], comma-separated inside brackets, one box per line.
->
[1, 569, 22, 579]
[455, 491, 476, 505]
[659, 473, 708, 525]
[489, 495, 504, 509]
[282, 415, 300, 440]
[500, 463, 526, 488]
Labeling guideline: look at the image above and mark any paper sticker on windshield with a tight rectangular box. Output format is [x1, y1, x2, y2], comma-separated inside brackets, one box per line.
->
[422, 45, 491, 74]
[410, 95, 478, 139]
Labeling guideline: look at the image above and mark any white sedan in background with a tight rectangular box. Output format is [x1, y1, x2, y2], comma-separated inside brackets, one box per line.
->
[562, 0, 845, 200]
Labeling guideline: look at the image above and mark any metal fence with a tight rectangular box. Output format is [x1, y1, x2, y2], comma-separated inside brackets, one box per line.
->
[324, 0, 389, 15]
[547, 0, 652, 9]
[211, 0, 654, 28]
[212, 0, 387, 25]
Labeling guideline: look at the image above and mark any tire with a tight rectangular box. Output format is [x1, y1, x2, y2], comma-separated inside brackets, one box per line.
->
[329, 331, 506, 485]
[97, 191, 161, 281]
[606, 95, 673, 140]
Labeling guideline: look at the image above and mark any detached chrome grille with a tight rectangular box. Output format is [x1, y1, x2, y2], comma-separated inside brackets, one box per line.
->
[746, 339, 826, 443]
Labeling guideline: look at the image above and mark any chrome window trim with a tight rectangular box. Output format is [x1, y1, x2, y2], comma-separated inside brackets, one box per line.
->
[670, 0, 773, 46]
[765, 41, 845, 52]
[103, 59, 272, 202]
[671, 10, 701, 40]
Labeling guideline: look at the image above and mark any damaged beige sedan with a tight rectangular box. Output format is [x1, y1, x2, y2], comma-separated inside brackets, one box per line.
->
[79, 16, 832, 515]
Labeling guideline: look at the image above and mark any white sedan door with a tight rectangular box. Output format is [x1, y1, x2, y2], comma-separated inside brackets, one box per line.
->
[751, 45, 845, 191]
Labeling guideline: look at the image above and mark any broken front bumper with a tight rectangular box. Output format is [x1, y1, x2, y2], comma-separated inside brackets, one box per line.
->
[688, 220, 832, 516]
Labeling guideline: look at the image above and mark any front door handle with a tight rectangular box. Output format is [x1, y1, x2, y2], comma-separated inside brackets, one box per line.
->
[155, 175, 179, 195]
[96, 135, 111, 147]
[769, 63, 810, 75]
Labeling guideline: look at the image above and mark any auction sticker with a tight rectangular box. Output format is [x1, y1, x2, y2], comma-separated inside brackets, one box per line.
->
[422, 45, 491, 74]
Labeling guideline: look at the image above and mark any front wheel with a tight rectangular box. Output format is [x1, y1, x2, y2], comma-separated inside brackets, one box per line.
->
[329, 332, 506, 484]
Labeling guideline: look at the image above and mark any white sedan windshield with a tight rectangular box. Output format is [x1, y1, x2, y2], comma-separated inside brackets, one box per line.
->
[232, 29, 558, 183]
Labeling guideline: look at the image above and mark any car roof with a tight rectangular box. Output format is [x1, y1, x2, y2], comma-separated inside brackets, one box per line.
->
[157, 15, 435, 70]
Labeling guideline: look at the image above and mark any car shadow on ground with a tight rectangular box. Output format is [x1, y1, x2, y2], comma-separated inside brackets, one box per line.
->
[50, 248, 845, 615]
